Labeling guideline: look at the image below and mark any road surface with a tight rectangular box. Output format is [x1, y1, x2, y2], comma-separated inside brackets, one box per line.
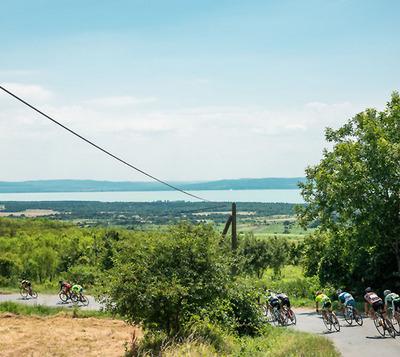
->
[0, 292, 103, 311]
[290, 308, 400, 357]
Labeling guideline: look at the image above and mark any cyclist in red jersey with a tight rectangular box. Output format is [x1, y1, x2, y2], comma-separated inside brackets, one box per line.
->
[364, 287, 387, 319]
[59, 280, 72, 296]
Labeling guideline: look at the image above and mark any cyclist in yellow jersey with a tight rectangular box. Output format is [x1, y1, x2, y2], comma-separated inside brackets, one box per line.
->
[19, 279, 32, 294]
[315, 291, 335, 320]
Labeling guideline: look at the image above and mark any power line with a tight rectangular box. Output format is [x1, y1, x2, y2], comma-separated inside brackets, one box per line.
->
[0, 85, 214, 203]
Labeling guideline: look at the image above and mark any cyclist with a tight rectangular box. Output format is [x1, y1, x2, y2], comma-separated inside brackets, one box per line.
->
[383, 289, 400, 323]
[277, 292, 291, 311]
[59, 280, 72, 297]
[266, 290, 281, 315]
[19, 279, 32, 294]
[364, 287, 389, 323]
[315, 291, 335, 320]
[337, 289, 355, 315]
[71, 283, 84, 299]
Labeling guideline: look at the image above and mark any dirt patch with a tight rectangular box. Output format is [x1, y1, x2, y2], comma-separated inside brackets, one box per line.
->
[0, 314, 141, 357]
[0, 209, 59, 217]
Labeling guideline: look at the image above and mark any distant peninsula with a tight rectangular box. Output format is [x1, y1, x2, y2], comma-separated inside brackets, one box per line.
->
[0, 178, 306, 193]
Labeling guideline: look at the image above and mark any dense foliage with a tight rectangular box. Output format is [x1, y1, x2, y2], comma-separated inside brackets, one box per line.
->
[237, 234, 302, 278]
[297, 92, 400, 294]
[0, 217, 124, 286]
[101, 222, 265, 337]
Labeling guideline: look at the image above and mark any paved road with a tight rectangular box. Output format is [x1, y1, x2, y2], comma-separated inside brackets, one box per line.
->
[290, 308, 400, 357]
[0, 293, 103, 311]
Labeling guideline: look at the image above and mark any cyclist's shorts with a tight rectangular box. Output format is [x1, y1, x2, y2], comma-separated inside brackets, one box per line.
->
[280, 297, 290, 308]
[270, 299, 281, 309]
[322, 301, 332, 311]
[345, 298, 355, 307]
[371, 301, 384, 313]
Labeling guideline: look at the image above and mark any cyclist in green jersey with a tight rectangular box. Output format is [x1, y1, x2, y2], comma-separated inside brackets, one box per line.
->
[315, 291, 335, 321]
[384, 289, 400, 324]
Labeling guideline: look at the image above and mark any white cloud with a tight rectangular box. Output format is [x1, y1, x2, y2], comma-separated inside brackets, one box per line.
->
[0, 90, 371, 181]
[0, 83, 53, 102]
[85, 96, 158, 106]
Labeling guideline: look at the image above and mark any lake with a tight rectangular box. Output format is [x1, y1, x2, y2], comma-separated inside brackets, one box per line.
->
[0, 189, 303, 203]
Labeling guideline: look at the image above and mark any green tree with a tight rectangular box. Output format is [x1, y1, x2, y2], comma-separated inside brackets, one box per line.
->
[297, 92, 400, 291]
[238, 233, 271, 278]
[101, 222, 232, 336]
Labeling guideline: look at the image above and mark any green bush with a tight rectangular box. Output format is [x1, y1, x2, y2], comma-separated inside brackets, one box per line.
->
[0, 276, 10, 287]
[64, 264, 100, 286]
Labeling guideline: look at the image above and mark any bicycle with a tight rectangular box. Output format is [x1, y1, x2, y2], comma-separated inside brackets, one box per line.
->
[272, 307, 287, 326]
[386, 307, 400, 334]
[282, 306, 297, 325]
[71, 292, 89, 306]
[19, 286, 38, 299]
[372, 309, 396, 338]
[321, 310, 340, 332]
[58, 289, 73, 303]
[343, 305, 363, 326]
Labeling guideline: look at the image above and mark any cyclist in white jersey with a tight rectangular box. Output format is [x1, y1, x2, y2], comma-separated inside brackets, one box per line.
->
[384, 289, 400, 323]
[337, 289, 355, 315]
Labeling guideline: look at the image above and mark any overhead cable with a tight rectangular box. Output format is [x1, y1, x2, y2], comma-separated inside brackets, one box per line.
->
[0, 85, 214, 203]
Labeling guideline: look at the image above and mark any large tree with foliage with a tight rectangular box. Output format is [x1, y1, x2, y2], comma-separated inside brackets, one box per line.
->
[101, 222, 265, 337]
[297, 92, 400, 291]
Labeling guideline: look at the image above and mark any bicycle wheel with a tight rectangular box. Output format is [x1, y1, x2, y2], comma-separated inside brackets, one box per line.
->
[390, 315, 400, 333]
[59, 292, 69, 302]
[344, 309, 353, 325]
[71, 293, 78, 305]
[354, 309, 363, 326]
[80, 295, 89, 306]
[385, 319, 396, 338]
[20, 288, 28, 299]
[272, 309, 280, 326]
[288, 309, 297, 325]
[323, 314, 332, 331]
[30, 290, 38, 299]
[332, 313, 340, 332]
[374, 318, 385, 336]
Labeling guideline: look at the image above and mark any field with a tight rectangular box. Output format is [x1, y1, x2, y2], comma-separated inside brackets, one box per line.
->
[0, 313, 139, 357]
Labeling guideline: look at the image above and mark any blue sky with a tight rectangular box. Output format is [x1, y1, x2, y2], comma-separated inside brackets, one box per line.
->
[1, 0, 399, 182]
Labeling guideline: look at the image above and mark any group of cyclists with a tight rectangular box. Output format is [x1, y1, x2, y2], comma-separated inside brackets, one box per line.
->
[58, 280, 83, 297]
[18, 279, 86, 303]
[261, 285, 400, 333]
[315, 287, 400, 323]
[262, 289, 296, 325]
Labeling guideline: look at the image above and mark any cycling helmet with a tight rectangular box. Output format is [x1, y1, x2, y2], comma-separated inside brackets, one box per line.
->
[59, 280, 63, 284]
[337, 289, 342, 295]
[365, 287, 373, 293]
[316, 291, 322, 297]
[384, 290, 391, 296]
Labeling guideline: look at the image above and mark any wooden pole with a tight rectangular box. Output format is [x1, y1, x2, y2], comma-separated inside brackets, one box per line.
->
[232, 202, 237, 275]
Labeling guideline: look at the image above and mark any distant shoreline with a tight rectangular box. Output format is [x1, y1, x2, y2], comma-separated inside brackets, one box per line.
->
[0, 178, 305, 194]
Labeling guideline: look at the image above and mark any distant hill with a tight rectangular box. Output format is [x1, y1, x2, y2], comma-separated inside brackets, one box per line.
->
[0, 178, 305, 193]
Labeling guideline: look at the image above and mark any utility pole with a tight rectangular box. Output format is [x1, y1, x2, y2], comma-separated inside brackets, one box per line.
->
[231, 202, 237, 275]
[222, 202, 237, 275]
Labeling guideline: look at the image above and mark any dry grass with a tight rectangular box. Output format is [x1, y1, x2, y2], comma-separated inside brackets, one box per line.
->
[0, 313, 142, 357]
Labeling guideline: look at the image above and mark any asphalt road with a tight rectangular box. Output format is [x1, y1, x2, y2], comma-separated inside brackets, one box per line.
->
[290, 308, 400, 357]
[0, 292, 103, 311]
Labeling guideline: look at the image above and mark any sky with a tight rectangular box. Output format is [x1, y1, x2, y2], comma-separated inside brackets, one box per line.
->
[1, 0, 400, 183]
